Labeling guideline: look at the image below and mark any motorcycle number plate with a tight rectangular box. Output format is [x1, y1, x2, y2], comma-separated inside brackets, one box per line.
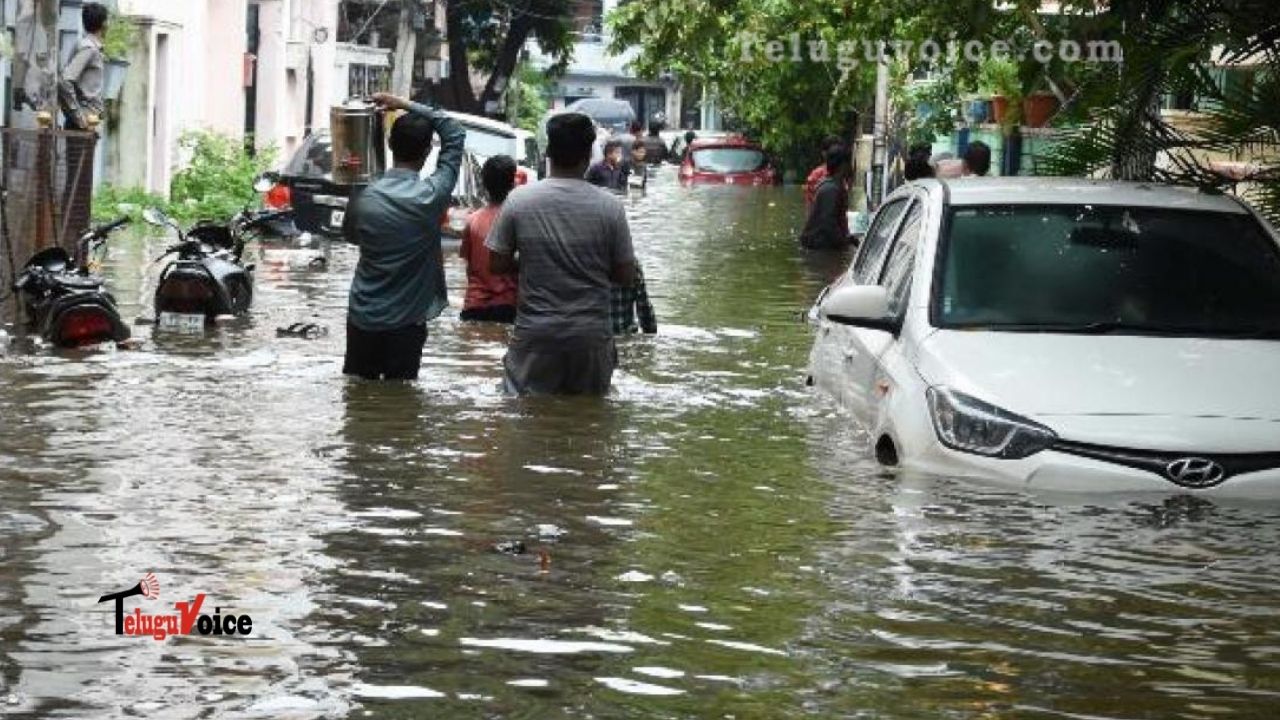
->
[158, 312, 205, 333]
[330, 210, 345, 228]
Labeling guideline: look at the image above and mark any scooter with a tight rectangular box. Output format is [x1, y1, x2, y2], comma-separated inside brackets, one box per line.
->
[252, 172, 302, 240]
[145, 206, 288, 330]
[12, 217, 132, 348]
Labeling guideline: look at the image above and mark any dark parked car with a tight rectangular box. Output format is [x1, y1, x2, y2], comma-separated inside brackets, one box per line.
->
[263, 130, 484, 240]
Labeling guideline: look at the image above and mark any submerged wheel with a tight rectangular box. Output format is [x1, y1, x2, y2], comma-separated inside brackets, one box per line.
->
[874, 435, 899, 467]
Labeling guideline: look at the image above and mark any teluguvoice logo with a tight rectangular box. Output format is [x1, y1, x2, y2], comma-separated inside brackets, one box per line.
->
[97, 572, 254, 641]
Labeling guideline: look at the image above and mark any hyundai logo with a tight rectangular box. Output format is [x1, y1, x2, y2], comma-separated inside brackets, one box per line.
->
[1165, 457, 1227, 488]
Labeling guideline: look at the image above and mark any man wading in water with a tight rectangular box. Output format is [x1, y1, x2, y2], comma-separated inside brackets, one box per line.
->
[342, 93, 465, 380]
[486, 112, 636, 395]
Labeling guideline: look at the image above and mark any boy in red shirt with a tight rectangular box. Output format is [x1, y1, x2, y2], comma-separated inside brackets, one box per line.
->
[459, 155, 519, 323]
[804, 135, 842, 207]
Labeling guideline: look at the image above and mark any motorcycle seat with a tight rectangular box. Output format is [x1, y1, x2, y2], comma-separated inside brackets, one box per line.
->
[25, 247, 71, 273]
[56, 274, 103, 291]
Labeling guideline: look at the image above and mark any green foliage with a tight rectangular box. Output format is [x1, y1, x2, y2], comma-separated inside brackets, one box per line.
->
[509, 62, 549, 133]
[608, 0, 877, 162]
[95, 131, 276, 225]
[902, 74, 962, 146]
[1035, 0, 1280, 226]
[445, 0, 575, 111]
[978, 57, 1020, 98]
[90, 185, 167, 224]
[103, 11, 139, 60]
[169, 131, 276, 221]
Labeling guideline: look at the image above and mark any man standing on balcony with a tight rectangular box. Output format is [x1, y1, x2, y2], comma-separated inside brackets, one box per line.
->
[62, 2, 108, 129]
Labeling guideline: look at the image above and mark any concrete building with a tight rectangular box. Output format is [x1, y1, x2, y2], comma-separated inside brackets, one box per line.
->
[0, 0, 450, 196]
[107, 0, 255, 193]
[527, 0, 682, 130]
[108, 0, 356, 194]
[0, 1, 446, 196]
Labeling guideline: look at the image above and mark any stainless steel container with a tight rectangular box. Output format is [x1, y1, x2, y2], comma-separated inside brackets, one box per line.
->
[330, 102, 386, 185]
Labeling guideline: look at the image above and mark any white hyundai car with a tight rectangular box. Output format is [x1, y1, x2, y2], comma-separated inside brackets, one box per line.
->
[807, 178, 1280, 496]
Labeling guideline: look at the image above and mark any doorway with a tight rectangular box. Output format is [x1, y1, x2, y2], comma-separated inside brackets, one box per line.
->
[150, 33, 170, 194]
[614, 86, 667, 130]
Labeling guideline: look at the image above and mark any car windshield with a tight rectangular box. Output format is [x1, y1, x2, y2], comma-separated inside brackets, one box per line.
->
[938, 204, 1280, 338]
[692, 147, 765, 173]
[285, 133, 332, 178]
[462, 126, 517, 159]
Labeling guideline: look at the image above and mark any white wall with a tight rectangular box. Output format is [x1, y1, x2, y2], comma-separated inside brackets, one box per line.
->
[119, 0, 246, 137]
[111, 0, 247, 193]
[108, 0, 344, 185]
[254, 0, 339, 162]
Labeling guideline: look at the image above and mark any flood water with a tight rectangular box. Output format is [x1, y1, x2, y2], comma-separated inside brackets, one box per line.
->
[2, 170, 1279, 719]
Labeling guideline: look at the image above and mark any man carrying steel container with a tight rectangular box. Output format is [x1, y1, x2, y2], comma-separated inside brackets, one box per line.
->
[341, 93, 465, 381]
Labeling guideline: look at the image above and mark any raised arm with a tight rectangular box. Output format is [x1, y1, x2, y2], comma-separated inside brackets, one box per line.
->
[484, 201, 519, 275]
[411, 101, 465, 191]
[371, 93, 466, 202]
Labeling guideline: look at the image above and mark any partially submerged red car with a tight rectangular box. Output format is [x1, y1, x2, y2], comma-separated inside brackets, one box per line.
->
[679, 136, 780, 186]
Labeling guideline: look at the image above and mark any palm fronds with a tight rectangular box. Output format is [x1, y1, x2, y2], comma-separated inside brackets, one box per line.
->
[1035, 0, 1280, 224]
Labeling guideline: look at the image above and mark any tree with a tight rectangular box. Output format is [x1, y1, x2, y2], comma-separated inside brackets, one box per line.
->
[605, 0, 1033, 166]
[1037, 0, 1280, 224]
[442, 0, 574, 116]
[612, 0, 1279, 221]
[508, 61, 549, 132]
[390, 2, 418, 97]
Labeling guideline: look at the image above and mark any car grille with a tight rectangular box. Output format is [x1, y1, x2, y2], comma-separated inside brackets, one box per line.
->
[1052, 440, 1280, 489]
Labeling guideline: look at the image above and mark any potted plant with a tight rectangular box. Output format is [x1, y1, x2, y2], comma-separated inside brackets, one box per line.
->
[101, 12, 138, 102]
[1021, 83, 1060, 128]
[979, 57, 1021, 128]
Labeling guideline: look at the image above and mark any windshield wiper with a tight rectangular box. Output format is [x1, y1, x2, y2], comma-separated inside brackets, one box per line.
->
[960, 322, 1280, 338]
[963, 321, 1134, 334]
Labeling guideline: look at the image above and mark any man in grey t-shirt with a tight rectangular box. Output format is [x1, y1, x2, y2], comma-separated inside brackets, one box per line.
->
[486, 112, 636, 395]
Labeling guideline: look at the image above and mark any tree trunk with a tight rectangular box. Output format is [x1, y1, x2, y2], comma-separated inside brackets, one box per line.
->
[12, 0, 60, 128]
[477, 15, 534, 116]
[1110, 73, 1163, 181]
[443, 0, 479, 113]
[391, 1, 417, 98]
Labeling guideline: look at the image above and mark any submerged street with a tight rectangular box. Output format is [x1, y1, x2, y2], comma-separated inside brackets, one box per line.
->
[2, 173, 1279, 718]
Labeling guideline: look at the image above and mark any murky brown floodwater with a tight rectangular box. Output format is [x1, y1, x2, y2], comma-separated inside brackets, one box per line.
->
[2, 170, 1279, 719]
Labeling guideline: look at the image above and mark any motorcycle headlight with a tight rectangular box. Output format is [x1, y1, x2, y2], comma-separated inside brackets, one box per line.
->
[926, 386, 1056, 459]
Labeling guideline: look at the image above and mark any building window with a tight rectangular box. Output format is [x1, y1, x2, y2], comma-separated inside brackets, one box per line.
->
[573, 0, 604, 40]
[349, 64, 390, 97]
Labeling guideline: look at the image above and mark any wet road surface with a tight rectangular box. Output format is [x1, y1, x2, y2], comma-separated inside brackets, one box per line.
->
[1, 170, 1279, 718]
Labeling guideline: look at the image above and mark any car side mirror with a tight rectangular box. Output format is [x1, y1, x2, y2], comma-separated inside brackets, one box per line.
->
[819, 284, 899, 334]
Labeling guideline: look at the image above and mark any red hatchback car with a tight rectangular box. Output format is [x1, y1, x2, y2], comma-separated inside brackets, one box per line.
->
[679, 136, 780, 186]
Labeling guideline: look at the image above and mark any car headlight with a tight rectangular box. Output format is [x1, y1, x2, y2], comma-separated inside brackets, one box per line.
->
[925, 387, 1056, 459]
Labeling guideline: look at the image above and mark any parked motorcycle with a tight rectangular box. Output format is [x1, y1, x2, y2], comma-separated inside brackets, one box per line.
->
[12, 217, 132, 348]
[253, 172, 302, 239]
[145, 206, 288, 330]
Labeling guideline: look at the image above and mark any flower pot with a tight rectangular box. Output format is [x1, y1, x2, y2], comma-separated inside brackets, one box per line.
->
[104, 59, 130, 101]
[990, 95, 1009, 125]
[1022, 92, 1059, 128]
[969, 99, 991, 124]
